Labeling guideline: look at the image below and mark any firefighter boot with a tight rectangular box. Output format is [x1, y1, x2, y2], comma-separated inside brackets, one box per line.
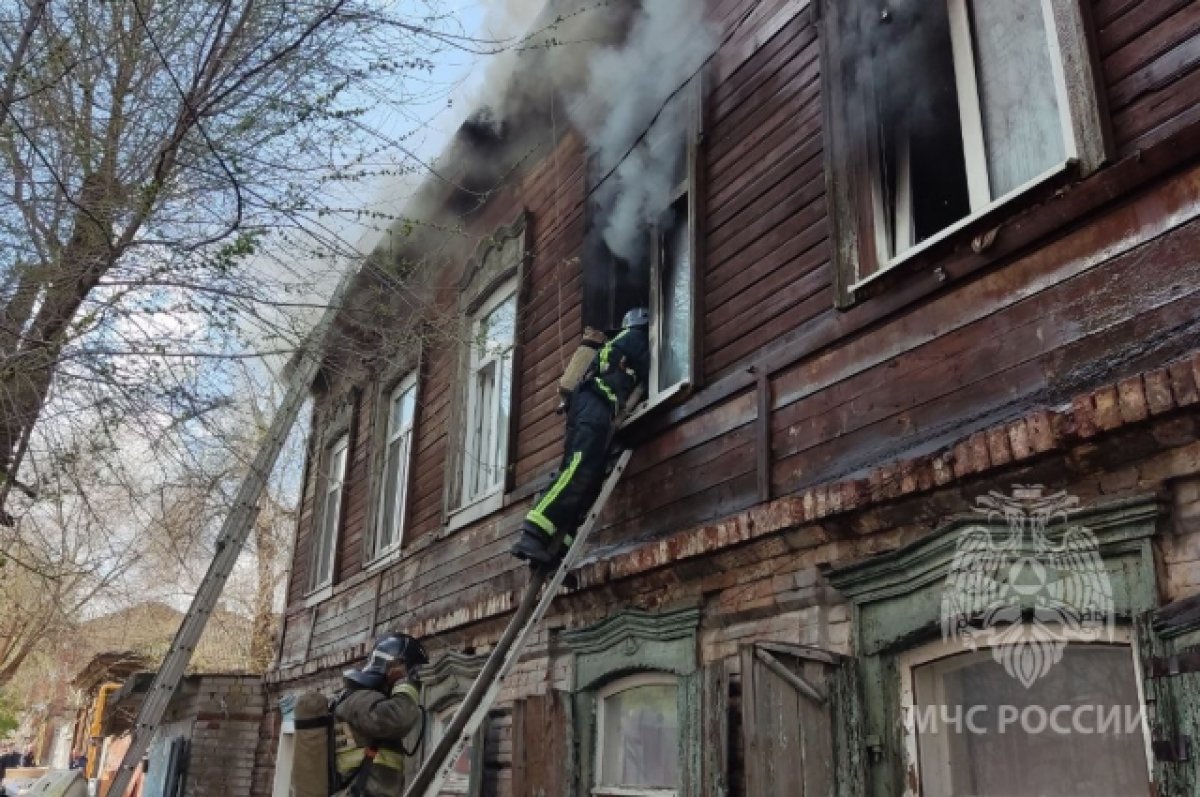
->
[510, 522, 574, 570]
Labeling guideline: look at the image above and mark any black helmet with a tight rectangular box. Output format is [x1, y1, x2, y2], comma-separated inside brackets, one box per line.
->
[344, 632, 428, 690]
[621, 307, 650, 329]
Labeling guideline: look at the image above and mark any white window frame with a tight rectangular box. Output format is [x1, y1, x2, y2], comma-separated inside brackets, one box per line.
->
[308, 432, 349, 593]
[457, 278, 518, 513]
[897, 627, 1153, 797]
[593, 672, 681, 797]
[623, 79, 703, 426]
[368, 373, 418, 565]
[848, 0, 1105, 292]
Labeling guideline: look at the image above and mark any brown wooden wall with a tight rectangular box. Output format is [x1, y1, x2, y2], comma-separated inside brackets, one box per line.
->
[279, 0, 1200, 664]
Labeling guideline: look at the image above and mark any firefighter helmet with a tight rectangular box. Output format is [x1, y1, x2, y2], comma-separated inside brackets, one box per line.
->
[344, 632, 428, 690]
[621, 307, 650, 329]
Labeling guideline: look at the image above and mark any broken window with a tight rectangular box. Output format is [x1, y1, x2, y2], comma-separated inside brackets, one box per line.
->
[369, 374, 417, 561]
[824, 0, 1108, 298]
[461, 281, 516, 506]
[595, 673, 681, 796]
[903, 640, 1150, 796]
[309, 432, 348, 591]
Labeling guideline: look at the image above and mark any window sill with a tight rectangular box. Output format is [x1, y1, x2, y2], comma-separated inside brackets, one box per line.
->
[621, 381, 692, 428]
[445, 489, 505, 534]
[303, 584, 333, 609]
[364, 545, 403, 573]
[849, 160, 1076, 295]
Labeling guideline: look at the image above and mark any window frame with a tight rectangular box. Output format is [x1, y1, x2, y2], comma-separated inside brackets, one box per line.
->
[593, 672, 682, 797]
[366, 371, 419, 566]
[443, 214, 528, 529]
[622, 75, 706, 425]
[821, 0, 1110, 306]
[822, 495, 1163, 795]
[897, 629, 1152, 797]
[459, 281, 517, 509]
[420, 651, 489, 797]
[308, 428, 350, 594]
[428, 703, 474, 795]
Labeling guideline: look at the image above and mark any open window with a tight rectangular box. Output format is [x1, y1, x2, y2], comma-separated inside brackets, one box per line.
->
[822, 0, 1108, 302]
[367, 371, 418, 564]
[582, 77, 704, 418]
[309, 429, 349, 593]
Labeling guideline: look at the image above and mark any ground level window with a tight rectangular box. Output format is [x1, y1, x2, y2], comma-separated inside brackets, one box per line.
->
[902, 641, 1151, 797]
[594, 673, 680, 796]
[429, 705, 472, 795]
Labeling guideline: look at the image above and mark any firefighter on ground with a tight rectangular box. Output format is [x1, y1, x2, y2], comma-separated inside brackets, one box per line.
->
[333, 632, 429, 796]
[511, 306, 651, 567]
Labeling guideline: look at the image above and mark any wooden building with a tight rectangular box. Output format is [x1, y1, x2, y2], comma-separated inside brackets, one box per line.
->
[257, 0, 1200, 794]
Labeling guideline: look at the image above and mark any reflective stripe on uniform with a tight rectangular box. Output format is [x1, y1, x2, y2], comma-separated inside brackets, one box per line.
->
[593, 377, 618, 408]
[390, 682, 420, 702]
[529, 452, 583, 535]
[336, 745, 406, 774]
[598, 329, 629, 373]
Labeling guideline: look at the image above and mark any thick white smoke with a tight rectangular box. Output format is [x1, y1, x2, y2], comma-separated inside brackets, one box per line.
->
[569, 0, 718, 262]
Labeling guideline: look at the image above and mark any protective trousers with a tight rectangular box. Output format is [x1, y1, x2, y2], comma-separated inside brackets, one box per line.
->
[525, 386, 614, 540]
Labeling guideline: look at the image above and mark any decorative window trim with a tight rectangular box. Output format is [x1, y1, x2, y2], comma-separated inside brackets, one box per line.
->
[822, 494, 1163, 795]
[364, 354, 422, 567]
[421, 651, 489, 797]
[443, 213, 529, 524]
[561, 607, 701, 796]
[820, 0, 1111, 307]
[307, 392, 356, 595]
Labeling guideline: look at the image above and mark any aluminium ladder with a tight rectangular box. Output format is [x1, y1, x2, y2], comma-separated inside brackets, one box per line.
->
[107, 261, 365, 797]
[402, 448, 634, 797]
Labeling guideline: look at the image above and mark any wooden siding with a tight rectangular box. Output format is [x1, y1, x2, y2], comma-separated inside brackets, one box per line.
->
[1096, 0, 1200, 155]
[277, 0, 1200, 691]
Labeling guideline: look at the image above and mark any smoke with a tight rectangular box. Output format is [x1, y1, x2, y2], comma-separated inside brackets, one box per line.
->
[568, 0, 717, 263]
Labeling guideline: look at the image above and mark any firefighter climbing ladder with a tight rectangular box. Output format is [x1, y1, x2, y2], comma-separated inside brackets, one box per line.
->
[106, 262, 365, 797]
[402, 447, 634, 797]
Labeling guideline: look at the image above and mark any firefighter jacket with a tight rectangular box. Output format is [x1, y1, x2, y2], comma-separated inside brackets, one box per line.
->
[587, 325, 650, 413]
[333, 681, 422, 796]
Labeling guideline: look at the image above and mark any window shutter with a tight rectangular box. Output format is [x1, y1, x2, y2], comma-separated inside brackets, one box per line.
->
[512, 690, 571, 797]
[1138, 605, 1200, 794]
[739, 642, 863, 796]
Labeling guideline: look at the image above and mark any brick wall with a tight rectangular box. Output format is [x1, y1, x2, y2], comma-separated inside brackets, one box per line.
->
[181, 676, 264, 797]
